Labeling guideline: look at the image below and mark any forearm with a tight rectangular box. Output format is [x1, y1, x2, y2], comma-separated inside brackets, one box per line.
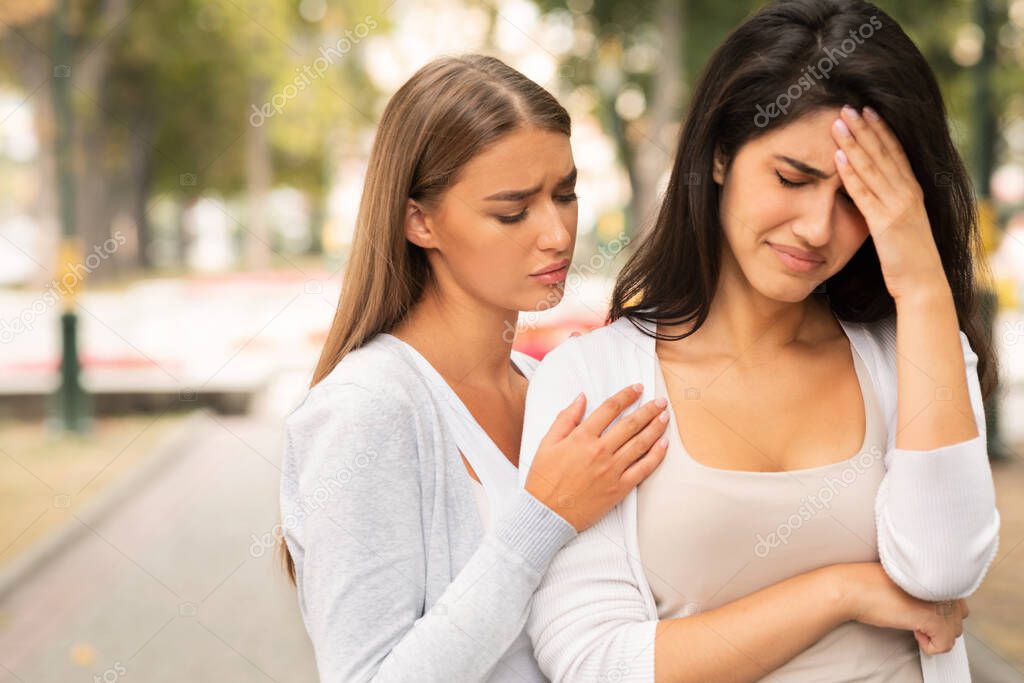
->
[654, 566, 849, 683]
[893, 282, 978, 450]
[353, 490, 576, 682]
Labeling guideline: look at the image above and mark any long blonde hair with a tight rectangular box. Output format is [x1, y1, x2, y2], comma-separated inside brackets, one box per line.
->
[282, 54, 571, 583]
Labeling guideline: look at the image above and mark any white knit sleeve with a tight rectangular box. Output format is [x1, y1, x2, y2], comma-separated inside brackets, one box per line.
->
[874, 329, 1001, 601]
[518, 340, 659, 683]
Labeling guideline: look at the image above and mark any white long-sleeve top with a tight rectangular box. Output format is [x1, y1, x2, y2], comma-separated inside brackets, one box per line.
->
[517, 313, 1001, 683]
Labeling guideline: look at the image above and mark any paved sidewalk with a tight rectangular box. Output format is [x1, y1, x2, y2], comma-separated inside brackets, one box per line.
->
[0, 370, 317, 683]
[965, 443, 1024, 682]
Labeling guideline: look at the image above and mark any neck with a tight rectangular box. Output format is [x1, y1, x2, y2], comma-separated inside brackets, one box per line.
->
[662, 249, 833, 363]
[390, 279, 520, 391]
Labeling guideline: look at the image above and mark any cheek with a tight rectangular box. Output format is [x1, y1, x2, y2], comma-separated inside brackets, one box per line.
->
[561, 203, 580, 243]
[436, 210, 511, 276]
[457, 224, 530, 285]
[724, 180, 788, 241]
[835, 219, 871, 263]
[844, 211, 871, 243]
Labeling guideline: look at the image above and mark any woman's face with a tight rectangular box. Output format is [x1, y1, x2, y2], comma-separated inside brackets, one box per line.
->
[713, 107, 871, 302]
[408, 125, 578, 313]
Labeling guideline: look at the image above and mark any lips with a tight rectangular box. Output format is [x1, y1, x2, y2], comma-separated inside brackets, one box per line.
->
[767, 242, 824, 263]
[531, 259, 571, 276]
[768, 242, 825, 274]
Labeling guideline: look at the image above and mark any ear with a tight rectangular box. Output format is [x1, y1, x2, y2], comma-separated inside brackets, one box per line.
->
[712, 146, 728, 186]
[404, 199, 437, 249]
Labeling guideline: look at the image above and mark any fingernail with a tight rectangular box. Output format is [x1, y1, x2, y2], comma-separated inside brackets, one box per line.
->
[655, 397, 667, 407]
[863, 106, 880, 122]
[836, 149, 848, 166]
[834, 119, 851, 137]
[658, 437, 669, 448]
[842, 104, 860, 120]
[632, 383, 643, 393]
[659, 410, 669, 423]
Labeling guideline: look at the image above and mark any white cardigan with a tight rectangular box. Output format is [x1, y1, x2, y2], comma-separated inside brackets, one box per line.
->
[517, 313, 1001, 683]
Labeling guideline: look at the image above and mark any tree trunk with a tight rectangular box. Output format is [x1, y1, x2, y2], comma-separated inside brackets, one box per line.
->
[68, 0, 131, 283]
[127, 112, 156, 269]
[630, 0, 684, 237]
[245, 77, 273, 270]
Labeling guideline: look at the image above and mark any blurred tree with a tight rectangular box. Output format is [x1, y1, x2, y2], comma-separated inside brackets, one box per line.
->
[535, 0, 761, 234]
[265, 0, 382, 257]
[0, 0, 384, 278]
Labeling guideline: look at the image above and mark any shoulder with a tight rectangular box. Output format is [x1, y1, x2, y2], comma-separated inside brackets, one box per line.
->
[527, 316, 651, 394]
[285, 335, 427, 439]
[282, 344, 436, 493]
[536, 316, 648, 370]
[573, 316, 652, 355]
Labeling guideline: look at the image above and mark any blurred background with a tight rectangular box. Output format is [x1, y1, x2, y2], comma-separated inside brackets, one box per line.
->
[0, 0, 1022, 681]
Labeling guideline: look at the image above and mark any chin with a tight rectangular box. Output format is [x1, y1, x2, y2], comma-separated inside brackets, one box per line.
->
[754, 275, 814, 303]
[523, 287, 566, 312]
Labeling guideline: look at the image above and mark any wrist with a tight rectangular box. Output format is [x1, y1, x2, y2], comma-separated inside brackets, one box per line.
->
[893, 278, 953, 311]
[823, 564, 858, 623]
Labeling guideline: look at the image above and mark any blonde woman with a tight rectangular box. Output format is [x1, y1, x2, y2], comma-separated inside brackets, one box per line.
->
[278, 55, 670, 682]
[519, 1, 1000, 681]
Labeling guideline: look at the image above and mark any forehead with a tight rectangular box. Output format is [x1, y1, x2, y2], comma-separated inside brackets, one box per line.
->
[456, 127, 573, 185]
[742, 106, 845, 161]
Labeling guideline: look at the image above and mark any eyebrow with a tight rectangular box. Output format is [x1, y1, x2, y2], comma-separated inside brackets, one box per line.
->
[484, 167, 578, 202]
[773, 154, 836, 180]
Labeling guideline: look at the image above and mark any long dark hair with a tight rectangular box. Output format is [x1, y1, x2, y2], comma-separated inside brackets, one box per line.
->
[610, 0, 997, 400]
[280, 54, 571, 584]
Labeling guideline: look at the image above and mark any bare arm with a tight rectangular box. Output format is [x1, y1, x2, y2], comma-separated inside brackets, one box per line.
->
[655, 560, 970, 682]
[873, 281, 999, 601]
[654, 566, 845, 683]
[893, 282, 978, 450]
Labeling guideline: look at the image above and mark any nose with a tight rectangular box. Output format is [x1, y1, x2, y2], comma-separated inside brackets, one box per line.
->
[790, 188, 838, 248]
[537, 201, 575, 252]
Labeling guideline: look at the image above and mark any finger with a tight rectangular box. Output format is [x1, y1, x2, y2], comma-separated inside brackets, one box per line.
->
[577, 384, 643, 437]
[862, 106, 916, 183]
[832, 113, 896, 204]
[620, 437, 669, 488]
[600, 397, 667, 452]
[835, 149, 885, 224]
[846, 105, 924, 204]
[839, 106, 895, 181]
[611, 404, 670, 470]
[918, 629, 949, 655]
[539, 392, 587, 447]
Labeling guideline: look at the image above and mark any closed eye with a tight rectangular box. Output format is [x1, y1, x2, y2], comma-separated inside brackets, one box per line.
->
[775, 170, 805, 188]
[496, 209, 528, 224]
[496, 191, 578, 224]
[775, 170, 852, 202]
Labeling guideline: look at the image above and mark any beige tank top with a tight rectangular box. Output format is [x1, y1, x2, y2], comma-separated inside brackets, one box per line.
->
[638, 343, 922, 681]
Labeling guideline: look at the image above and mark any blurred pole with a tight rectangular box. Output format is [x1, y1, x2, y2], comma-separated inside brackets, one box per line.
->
[50, 0, 92, 434]
[973, 0, 1008, 460]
